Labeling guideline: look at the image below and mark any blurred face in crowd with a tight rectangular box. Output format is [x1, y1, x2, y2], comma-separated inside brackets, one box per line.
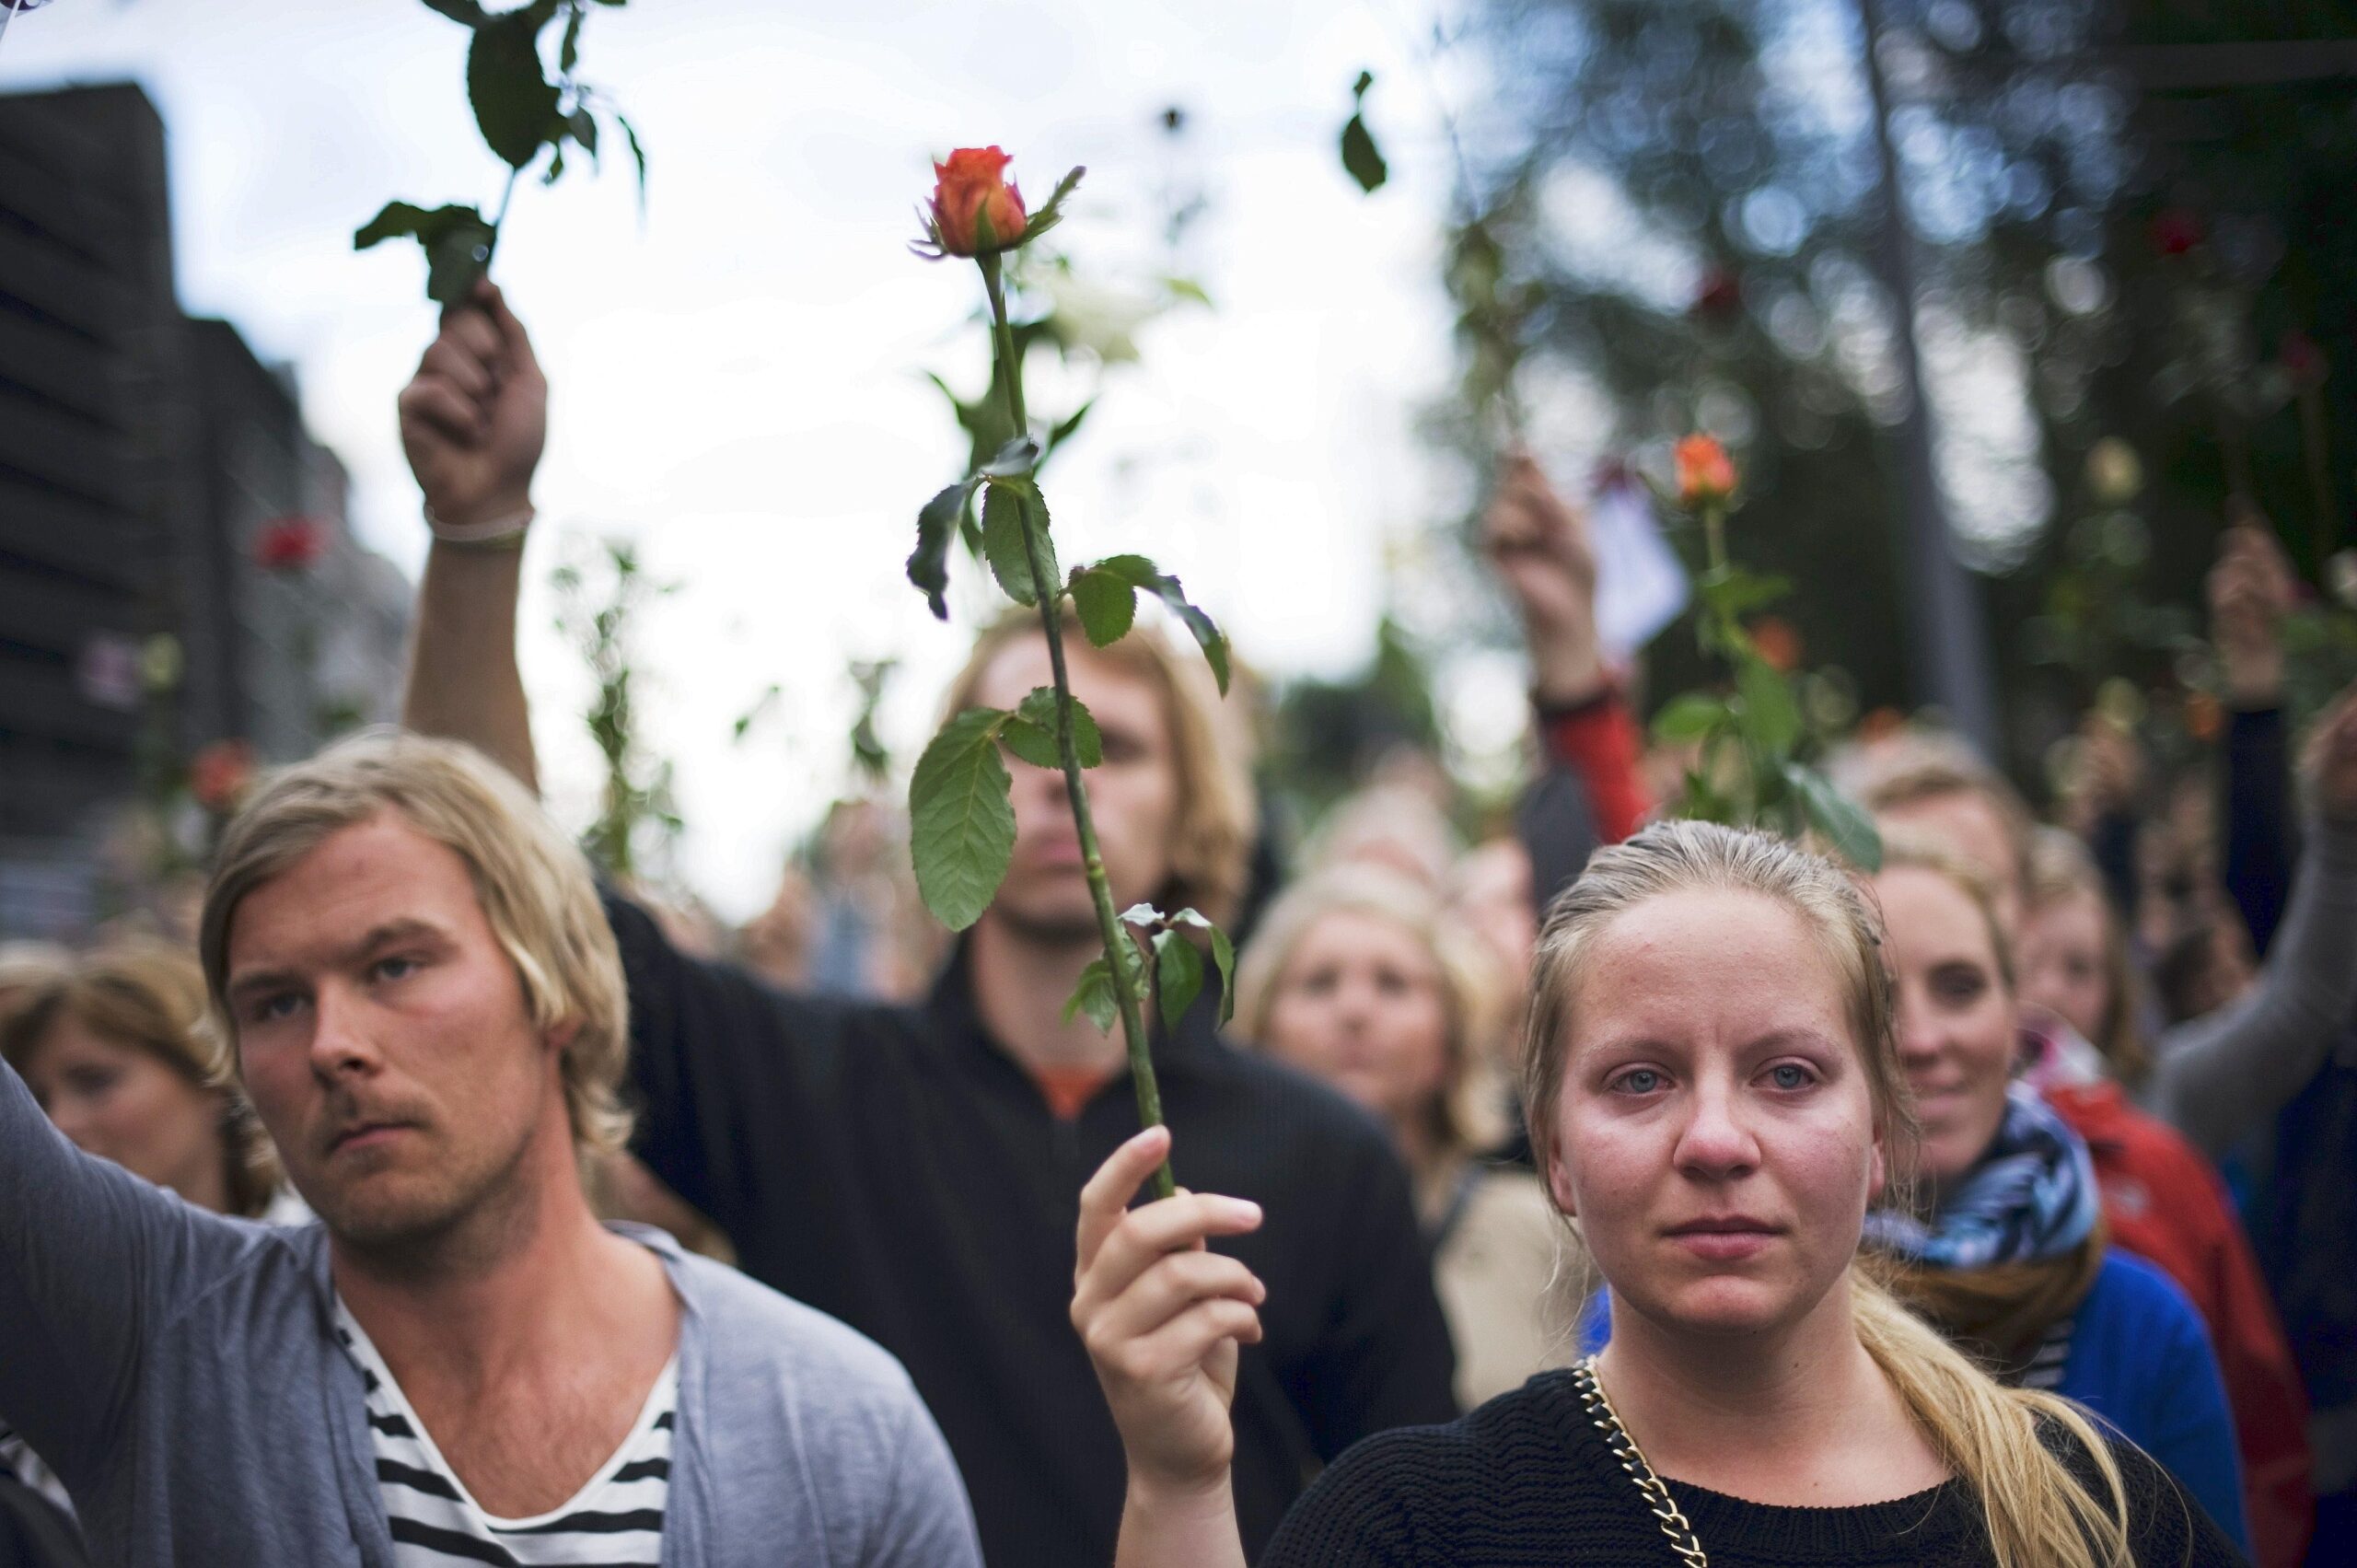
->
[1873, 790, 2023, 934]
[1547, 889, 1884, 1341]
[2018, 888, 2111, 1048]
[1876, 866, 2016, 1186]
[17, 1016, 227, 1211]
[1261, 909, 1451, 1137]
[970, 633, 1179, 942]
[223, 813, 572, 1255]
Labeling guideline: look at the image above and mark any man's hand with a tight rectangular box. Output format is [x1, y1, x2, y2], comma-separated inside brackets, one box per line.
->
[1482, 451, 1606, 704]
[2304, 685, 2357, 828]
[2208, 513, 2295, 710]
[398, 279, 547, 528]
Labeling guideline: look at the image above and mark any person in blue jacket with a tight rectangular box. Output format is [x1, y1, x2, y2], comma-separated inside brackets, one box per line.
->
[1868, 838, 2248, 1548]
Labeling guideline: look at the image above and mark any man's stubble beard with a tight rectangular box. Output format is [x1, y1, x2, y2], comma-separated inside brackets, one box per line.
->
[313, 1115, 546, 1283]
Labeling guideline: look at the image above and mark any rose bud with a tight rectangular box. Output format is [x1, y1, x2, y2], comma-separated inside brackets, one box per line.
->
[2148, 207, 2202, 258]
[189, 739, 258, 817]
[926, 146, 1028, 257]
[1675, 433, 1737, 509]
[254, 515, 329, 573]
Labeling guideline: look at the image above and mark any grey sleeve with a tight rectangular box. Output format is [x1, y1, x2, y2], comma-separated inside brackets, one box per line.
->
[2143, 818, 2357, 1156]
[0, 1057, 248, 1486]
[860, 1390, 982, 1568]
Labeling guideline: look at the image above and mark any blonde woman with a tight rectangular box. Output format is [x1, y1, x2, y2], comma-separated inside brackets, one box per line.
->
[1232, 865, 1581, 1408]
[1073, 821, 2240, 1566]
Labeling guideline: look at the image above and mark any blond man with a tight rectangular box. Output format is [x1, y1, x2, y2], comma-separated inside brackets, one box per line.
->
[0, 731, 980, 1568]
[398, 283, 1456, 1566]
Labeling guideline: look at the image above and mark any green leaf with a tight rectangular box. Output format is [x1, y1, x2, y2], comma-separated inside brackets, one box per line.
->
[1144, 574, 1230, 694]
[981, 436, 1040, 479]
[907, 480, 975, 620]
[1071, 554, 1230, 693]
[1043, 399, 1095, 461]
[1062, 957, 1118, 1032]
[421, 0, 490, 25]
[998, 715, 1058, 770]
[615, 110, 649, 212]
[355, 201, 437, 250]
[909, 708, 1016, 930]
[1068, 566, 1138, 647]
[1340, 113, 1388, 192]
[1022, 165, 1087, 245]
[467, 2, 563, 169]
[1153, 929, 1206, 1032]
[1782, 762, 1882, 871]
[1697, 565, 1792, 622]
[566, 107, 599, 163]
[1018, 687, 1101, 767]
[1736, 656, 1802, 757]
[1119, 901, 1163, 927]
[981, 482, 1039, 606]
[559, 2, 585, 70]
[1167, 909, 1236, 1025]
[1652, 691, 1729, 744]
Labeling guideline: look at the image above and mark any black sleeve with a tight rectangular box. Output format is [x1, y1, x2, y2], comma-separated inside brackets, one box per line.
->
[2087, 808, 2140, 923]
[601, 887, 837, 1247]
[1516, 747, 1601, 923]
[1256, 1431, 1424, 1568]
[1292, 1132, 1461, 1459]
[2223, 707, 2294, 958]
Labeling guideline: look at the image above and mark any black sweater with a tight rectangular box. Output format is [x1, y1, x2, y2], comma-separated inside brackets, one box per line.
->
[1261, 1369, 2247, 1567]
[603, 894, 1459, 1567]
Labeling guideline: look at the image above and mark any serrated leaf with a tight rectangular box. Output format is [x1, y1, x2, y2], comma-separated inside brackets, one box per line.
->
[908, 480, 974, 620]
[1736, 655, 1802, 757]
[1070, 554, 1230, 692]
[1153, 929, 1205, 1032]
[1022, 165, 1087, 244]
[998, 715, 1059, 771]
[354, 201, 437, 250]
[909, 708, 1016, 930]
[468, 3, 563, 168]
[1652, 691, 1729, 744]
[1120, 902, 1163, 927]
[1168, 909, 1236, 1025]
[1144, 574, 1230, 694]
[1018, 687, 1101, 767]
[567, 107, 599, 162]
[1062, 958, 1119, 1032]
[1782, 762, 1882, 871]
[1068, 567, 1138, 647]
[981, 482, 1039, 606]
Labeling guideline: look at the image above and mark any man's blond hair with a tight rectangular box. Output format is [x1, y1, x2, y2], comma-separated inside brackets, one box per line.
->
[198, 729, 633, 1156]
[942, 609, 1257, 929]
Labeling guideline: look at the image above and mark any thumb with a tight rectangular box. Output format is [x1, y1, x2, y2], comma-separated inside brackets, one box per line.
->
[481, 282, 540, 374]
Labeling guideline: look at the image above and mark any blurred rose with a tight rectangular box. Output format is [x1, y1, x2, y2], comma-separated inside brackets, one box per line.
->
[189, 740, 257, 817]
[2184, 691, 2223, 744]
[1691, 266, 1742, 323]
[2282, 330, 2328, 392]
[1675, 434, 1736, 509]
[1748, 616, 1803, 673]
[1856, 706, 1905, 744]
[254, 516, 328, 573]
[926, 146, 1027, 257]
[2084, 437, 2142, 505]
[2148, 208, 2202, 257]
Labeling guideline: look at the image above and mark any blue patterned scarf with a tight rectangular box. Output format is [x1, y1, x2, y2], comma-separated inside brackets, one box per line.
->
[1865, 1084, 2099, 1271]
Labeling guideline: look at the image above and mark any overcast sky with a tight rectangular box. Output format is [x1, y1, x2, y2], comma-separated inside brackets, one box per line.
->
[2, 0, 1492, 917]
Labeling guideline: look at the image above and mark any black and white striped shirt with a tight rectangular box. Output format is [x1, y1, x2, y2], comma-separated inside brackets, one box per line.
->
[332, 1298, 676, 1568]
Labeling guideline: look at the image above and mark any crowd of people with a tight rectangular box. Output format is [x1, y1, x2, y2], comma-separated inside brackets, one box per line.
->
[3, 280, 2353, 1567]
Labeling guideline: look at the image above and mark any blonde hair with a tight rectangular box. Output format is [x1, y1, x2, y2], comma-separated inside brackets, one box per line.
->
[1231, 863, 1508, 1164]
[2, 940, 284, 1217]
[1848, 737, 2036, 899]
[198, 729, 633, 1157]
[942, 609, 1256, 928]
[2025, 827, 2151, 1085]
[1523, 819, 2141, 1568]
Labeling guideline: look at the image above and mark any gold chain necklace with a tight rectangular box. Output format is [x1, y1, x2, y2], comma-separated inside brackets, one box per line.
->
[1571, 1355, 1711, 1567]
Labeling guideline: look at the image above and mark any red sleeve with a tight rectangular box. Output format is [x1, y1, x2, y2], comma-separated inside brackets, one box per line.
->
[1538, 691, 1652, 844]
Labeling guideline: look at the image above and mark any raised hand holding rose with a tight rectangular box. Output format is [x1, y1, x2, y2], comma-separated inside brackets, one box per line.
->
[2207, 515, 2295, 709]
[1482, 452, 1604, 703]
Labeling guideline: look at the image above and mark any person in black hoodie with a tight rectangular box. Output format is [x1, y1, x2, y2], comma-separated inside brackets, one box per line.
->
[390, 281, 1458, 1566]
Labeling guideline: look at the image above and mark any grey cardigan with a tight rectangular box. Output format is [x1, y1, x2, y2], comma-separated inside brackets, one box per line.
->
[2141, 817, 2357, 1156]
[0, 1060, 982, 1568]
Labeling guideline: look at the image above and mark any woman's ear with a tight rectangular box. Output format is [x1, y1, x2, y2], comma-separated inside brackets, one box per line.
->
[1866, 1130, 1887, 1205]
[1546, 1149, 1579, 1219]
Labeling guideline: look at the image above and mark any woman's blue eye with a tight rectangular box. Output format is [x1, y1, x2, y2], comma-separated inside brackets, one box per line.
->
[1769, 1063, 1813, 1090]
[1617, 1069, 1664, 1095]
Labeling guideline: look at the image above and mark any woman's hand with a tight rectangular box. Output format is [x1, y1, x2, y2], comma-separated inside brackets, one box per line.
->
[1072, 1126, 1267, 1504]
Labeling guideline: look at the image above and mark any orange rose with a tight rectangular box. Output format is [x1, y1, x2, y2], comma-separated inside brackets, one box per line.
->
[1675, 434, 1736, 509]
[189, 739, 257, 816]
[927, 146, 1027, 257]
